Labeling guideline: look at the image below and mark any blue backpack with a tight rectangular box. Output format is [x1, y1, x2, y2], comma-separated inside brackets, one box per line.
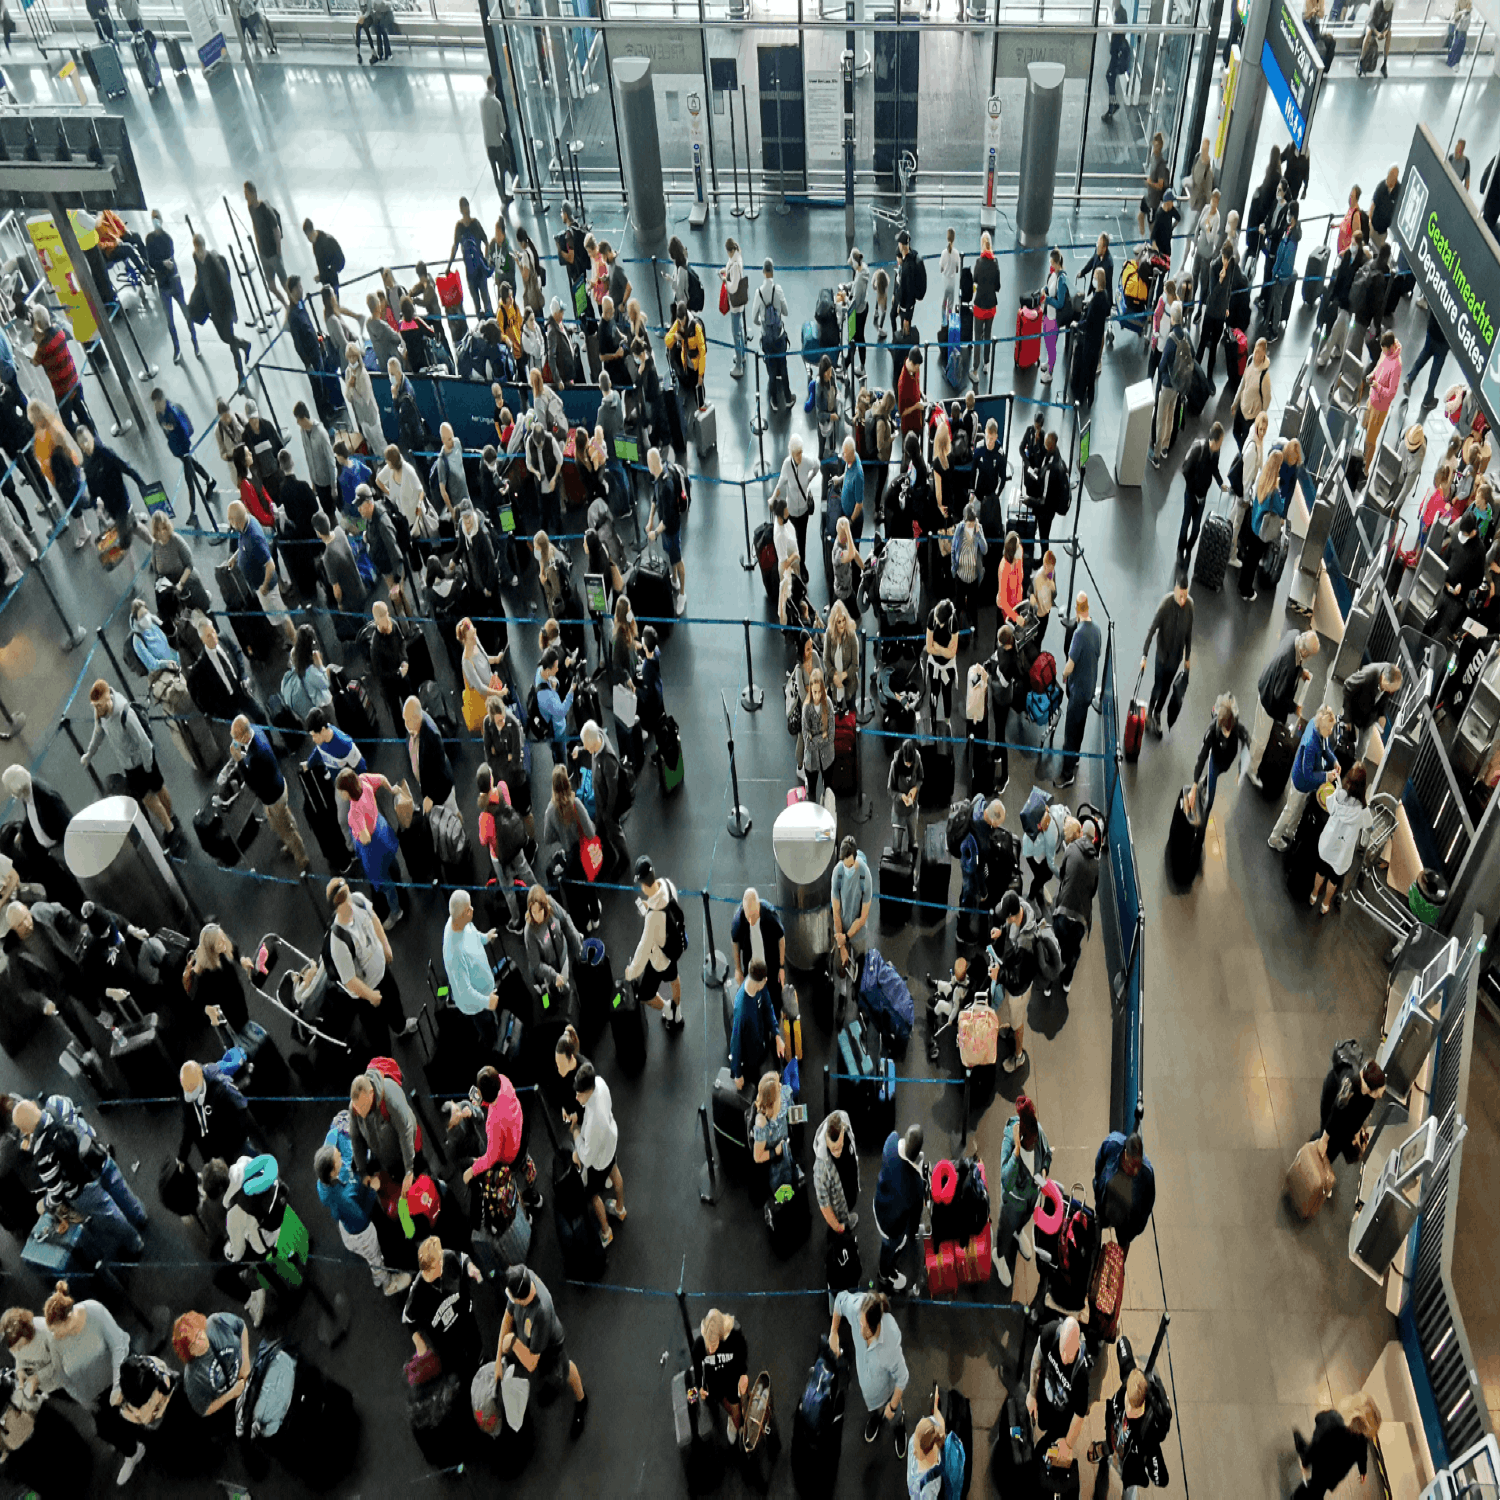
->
[800, 1348, 838, 1433]
[940, 1430, 967, 1500]
[761, 285, 786, 351]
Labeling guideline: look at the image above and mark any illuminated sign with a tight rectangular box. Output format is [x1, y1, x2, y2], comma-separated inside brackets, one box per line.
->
[1260, 0, 1323, 151]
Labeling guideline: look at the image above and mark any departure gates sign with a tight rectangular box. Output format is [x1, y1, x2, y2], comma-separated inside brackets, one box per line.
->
[1394, 125, 1500, 430]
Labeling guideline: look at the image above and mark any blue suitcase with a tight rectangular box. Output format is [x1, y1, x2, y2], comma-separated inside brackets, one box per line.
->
[945, 310, 964, 388]
[92, 43, 128, 100]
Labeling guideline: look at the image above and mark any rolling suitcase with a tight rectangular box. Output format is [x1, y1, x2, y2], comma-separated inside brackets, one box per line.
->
[1258, 718, 1300, 798]
[215, 557, 278, 661]
[765, 1179, 811, 1257]
[1286, 1138, 1335, 1219]
[1088, 1239, 1126, 1339]
[1192, 494, 1234, 591]
[1015, 304, 1041, 369]
[609, 977, 648, 1074]
[879, 845, 915, 931]
[918, 743, 955, 808]
[692, 401, 717, 454]
[1166, 785, 1205, 884]
[672, 1368, 723, 1494]
[1302, 243, 1331, 306]
[575, 938, 617, 1052]
[163, 33, 187, 73]
[194, 772, 260, 866]
[133, 30, 162, 91]
[789, 1338, 846, 1497]
[918, 822, 950, 915]
[1123, 670, 1147, 763]
[656, 714, 685, 794]
[824, 710, 857, 796]
[1258, 530, 1289, 589]
[943, 1390, 974, 1499]
[299, 761, 350, 869]
[1038, 1449, 1082, 1496]
[990, 1390, 1035, 1485]
[712, 1066, 754, 1177]
[1283, 795, 1327, 905]
[625, 546, 675, 638]
[91, 43, 128, 100]
[1223, 325, 1248, 380]
[944, 310, 964, 388]
[755, 521, 779, 603]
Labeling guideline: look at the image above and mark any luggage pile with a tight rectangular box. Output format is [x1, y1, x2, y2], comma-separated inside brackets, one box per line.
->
[925, 1155, 992, 1295]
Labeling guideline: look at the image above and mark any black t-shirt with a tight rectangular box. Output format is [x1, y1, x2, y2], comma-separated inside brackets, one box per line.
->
[402, 1251, 478, 1349]
[1036, 1321, 1092, 1426]
[692, 1325, 748, 1405]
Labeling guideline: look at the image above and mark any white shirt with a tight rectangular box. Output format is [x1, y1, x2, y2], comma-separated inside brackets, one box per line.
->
[772, 515, 796, 570]
[774, 454, 819, 519]
[378, 460, 426, 529]
[577, 1076, 618, 1172]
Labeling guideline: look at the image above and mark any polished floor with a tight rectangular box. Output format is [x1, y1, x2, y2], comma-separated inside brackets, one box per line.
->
[0, 37, 1491, 1497]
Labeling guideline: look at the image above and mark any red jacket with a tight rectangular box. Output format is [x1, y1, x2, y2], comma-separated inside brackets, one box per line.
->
[469, 1074, 524, 1176]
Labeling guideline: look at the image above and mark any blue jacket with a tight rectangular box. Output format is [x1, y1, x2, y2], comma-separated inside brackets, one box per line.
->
[534, 668, 574, 741]
[873, 1130, 925, 1238]
[337, 457, 372, 518]
[240, 725, 286, 805]
[840, 455, 865, 523]
[315, 1124, 378, 1234]
[1093, 1131, 1156, 1241]
[1290, 720, 1336, 795]
[728, 981, 777, 1082]
[156, 400, 194, 458]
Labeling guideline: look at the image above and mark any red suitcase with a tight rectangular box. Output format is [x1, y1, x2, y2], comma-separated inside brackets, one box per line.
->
[1088, 1239, 1126, 1339]
[1015, 306, 1042, 369]
[1122, 666, 1146, 763]
[925, 1239, 958, 1296]
[956, 1222, 992, 1285]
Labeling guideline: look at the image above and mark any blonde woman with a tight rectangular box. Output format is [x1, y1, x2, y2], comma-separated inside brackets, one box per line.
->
[823, 600, 858, 712]
[908, 1399, 948, 1500]
[1239, 448, 1285, 601]
[830, 520, 863, 622]
[751, 1071, 797, 1192]
[535, 531, 572, 619]
[343, 344, 384, 456]
[692, 1310, 750, 1443]
[183, 921, 254, 1038]
[1230, 409, 1271, 563]
[458, 616, 507, 732]
[801, 669, 835, 805]
[937, 228, 961, 322]
[1292, 1393, 1382, 1496]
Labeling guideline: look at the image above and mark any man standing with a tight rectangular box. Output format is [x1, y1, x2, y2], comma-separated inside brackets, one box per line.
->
[1093, 1130, 1156, 1250]
[228, 713, 310, 871]
[897, 346, 923, 441]
[1369, 164, 1401, 250]
[872, 1123, 925, 1294]
[191, 234, 252, 384]
[442, 889, 502, 1049]
[480, 74, 515, 203]
[624, 856, 686, 1029]
[1139, 572, 1194, 736]
[730, 887, 788, 1029]
[1342, 660, 1403, 755]
[728, 960, 783, 1090]
[751, 261, 793, 411]
[893, 231, 923, 329]
[186, 619, 260, 726]
[328, 877, 416, 1049]
[645, 446, 687, 614]
[1052, 820, 1099, 994]
[500, 1267, 589, 1437]
[302, 218, 345, 297]
[243, 181, 289, 309]
[349, 1064, 420, 1195]
[830, 836, 873, 977]
[1176, 423, 1225, 562]
[1246, 628, 1319, 785]
[227, 498, 294, 647]
[1028, 1316, 1092, 1469]
[828, 1289, 907, 1455]
[1056, 592, 1100, 790]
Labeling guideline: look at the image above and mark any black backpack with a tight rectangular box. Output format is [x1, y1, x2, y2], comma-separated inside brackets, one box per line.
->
[669, 461, 692, 516]
[909, 251, 928, 301]
[686, 265, 705, 313]
[524, 683, 550, 741]
[661, 886, 689, 961]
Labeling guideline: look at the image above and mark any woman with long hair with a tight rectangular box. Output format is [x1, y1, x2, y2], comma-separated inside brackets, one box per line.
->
[343, 343, 384, 456]
[831, 515, 863, 621]
[800, 669, 835, 805]
[823, 599, 859, 713]
[1292, 1392, 1382, 1499]
[283, 624, 332, 721]
[150, 512, 212, 616]
[1240, 448, 1286, 600]
[542, 763, 596, 881]
[1311, 763, 1373, 915]
[481, 690, 532, 831]
[535, 530, 572, 619]
[476, 764, 535, 930]
[231, 444, 274, 528]
[721, 236, 747, 378]
[183, 921, 254, 1039]
[28, 399, 91, 548]
[514, 225, 544, 317]
[924, 596, 960, 727]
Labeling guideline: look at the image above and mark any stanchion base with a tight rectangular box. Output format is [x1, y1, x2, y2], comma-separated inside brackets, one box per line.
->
[0, 711, 25, 740]
[727, 806, 752, 839]
[750, 413, 767, 436]
[731, 206, 745, 218]
[135, 364, 159, 382]
[739, 554, 755, 573]
[699, 1161, 720, 1205]
[743, 207, 761, 221]
[740, 685, 764, 712]
[109, 421, 131, 438]
[703, 948, 730, 986]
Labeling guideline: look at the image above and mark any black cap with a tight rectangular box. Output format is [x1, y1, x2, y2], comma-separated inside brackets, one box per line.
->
[896, 230, 910, 247]
[634, 855, 655, 885]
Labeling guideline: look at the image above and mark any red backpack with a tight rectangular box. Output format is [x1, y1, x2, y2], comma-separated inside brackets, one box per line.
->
[1028, 652, 1057, 693]
[367, 1058, 423, 1152]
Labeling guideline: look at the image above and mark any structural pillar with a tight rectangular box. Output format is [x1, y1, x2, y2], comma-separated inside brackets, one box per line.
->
[1217, 0, 1274, 227]
[1015, 62, 1066, 248]
[613, 57, 667, 244]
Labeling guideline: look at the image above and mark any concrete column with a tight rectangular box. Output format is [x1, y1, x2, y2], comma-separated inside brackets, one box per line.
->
[1016, 62, 1066, 248]
[613, 56, 667, 243]
[1217, 0, 1274, 228]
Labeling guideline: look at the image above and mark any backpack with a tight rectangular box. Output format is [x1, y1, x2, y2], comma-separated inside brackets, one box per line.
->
[909, 251, 928, 301]
[612, 761, 635, 817]
[669, 461, 692, 516]
[940, 1431, 968, 1500]
[1028, 652, 1057, 693]
[762, 287, 785, 349]
[431, 800, 469, 867]
[489, 799, 527, 865]
[946, 797, 978, 858]
[685, 265, 705, 313]
[800, 1345, 839, 1433]
[368, 1055, 403, 1089]
[660, 886, 689, 962]
[524, 684, 550, 741]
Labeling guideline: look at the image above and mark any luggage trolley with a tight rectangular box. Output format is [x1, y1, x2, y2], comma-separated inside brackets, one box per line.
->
[1345, 795, 1450, 965]
[1106, 244, 1166, 350]
[871, 150, 916, 246]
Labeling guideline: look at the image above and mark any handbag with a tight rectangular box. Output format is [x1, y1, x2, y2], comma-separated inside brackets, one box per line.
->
[611, 680, 638, 728]
[718, 280, 730, 316]
[404, 1348, 443, 1389]
[579, 833, 604, 882]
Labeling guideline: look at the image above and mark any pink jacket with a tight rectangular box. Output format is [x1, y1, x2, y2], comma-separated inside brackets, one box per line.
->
[1369, 345, 1402, 414]
[469, 1074, 524, 1176]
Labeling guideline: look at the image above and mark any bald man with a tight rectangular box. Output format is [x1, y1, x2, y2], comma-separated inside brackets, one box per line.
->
[1029, 1315, 1092, 1467]
[176, 1058, 252, 1167]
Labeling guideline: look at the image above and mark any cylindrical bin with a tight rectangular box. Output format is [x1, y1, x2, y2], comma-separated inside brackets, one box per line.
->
[65, 795, 190, 931]
[772, 800, 839, 970]
[613, 56, 667, 243]
[1015, 62, 1066, 248]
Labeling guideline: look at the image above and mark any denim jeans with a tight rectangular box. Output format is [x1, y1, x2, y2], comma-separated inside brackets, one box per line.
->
[73, 1180, 145, 1265]
[97, 1156, 149, 1230]
[730, 310, 746, 369]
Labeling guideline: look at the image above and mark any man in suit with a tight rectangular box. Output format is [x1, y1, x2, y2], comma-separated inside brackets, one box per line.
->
[190, 233, 252, 383]
[0, 768, 86, 910]
[402, 695, 455, 813]
[186, 618, 262, 731]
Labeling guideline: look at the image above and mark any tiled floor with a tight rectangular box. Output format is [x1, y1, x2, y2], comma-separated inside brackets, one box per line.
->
[0, 35, 1489, 1497]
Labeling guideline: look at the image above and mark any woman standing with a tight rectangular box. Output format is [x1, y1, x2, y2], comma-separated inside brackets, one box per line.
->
[343, 345, 384, 457]
[938, 228, 962, 322]
[0, 1307, 63, 1411]
[692, 1310, 750, 1444]
[721, 238, 748, 379]
[1031, 549, 1058, 649]
[996, 531, 1025, 623]
[1039, 247, 1068, 386]
[150, 514, 212, 616]
[907, 1402, 948, 1500]
[778, 551, 819, 636]
[924, 597, 960, 729]
[213, 397, 247, 491]
[930, 420, 956, 548]
[535, 531, 573, 619]
[183, 922, 255, 1040]
[995, 1096, 1051, 1289]
[801, 669, 835, 806]
[336, 769, 405, 926]
[1240, 448, 1286, 601]
[816, 355, 841, 463]
[1312, 764, 1373, 915]
[823, 601, 859, 713]
[1291, 1394, 1382, 1500]
[42, 1282, 133, 1461]
[751, 1072, 797, 1191]
[542, 764, 596, 883]
[1192, 692, 1251, 817]
[515, 226, 545, 318]
[523, 881, 583, 1016]
[458, 617, 507, 733]
[481, 692, 532, 833]
[609, 598, 643, 769]
[29, 400, 91, 548]
[830, 518, 862, 621]
[476, 767, 534, 932]
[282, 624, 332, 722]
[231, 445, 274, 528]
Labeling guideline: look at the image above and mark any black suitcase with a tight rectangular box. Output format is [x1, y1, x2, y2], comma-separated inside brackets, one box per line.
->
[298, 761, 351, 869]
[1193, 507, 1233, 591]
[877, 661, 921, 732]
[417, 994, 481, 1097]
[214, 557, 278, 661]
[1258, 718, 1300, 798]
[879, 845, 915, 931]
[575, 938, 617, 1052]
[1038, 1451, 1082, 1496]
[918, 821, 950, 917]
[1166, 788, 1205, 885]
[328, 665, 380, 751]
[133, 30, 162, 91]
[609, 977, 648, 1075]
[1284, 795, 1328, 905]
[712, 1065, 754, 1177]
[1258, 530, 1289, 589]
[193, 775, 260, 866]
[918, 744, 955, 809]
[990, 1390, 1035, 1486]
[790, 1342, 847, 1497]
[163, 34, 187, 74]
[418, 679, 458, 740]
[1303, 243, 1331, 306]
[765, 1179, 811, 1258]
[555, 1197, 607, 1280]
[656, 714, 685, 795]
[409, 1373, 474, 1467]
[625, 548, 674, 639]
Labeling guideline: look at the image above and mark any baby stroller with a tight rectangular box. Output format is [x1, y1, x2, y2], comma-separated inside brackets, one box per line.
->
[1108, 244, 1166, 349]
[246, 934, 359, 1088]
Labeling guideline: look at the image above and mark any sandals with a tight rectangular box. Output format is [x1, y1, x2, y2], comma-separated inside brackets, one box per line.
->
[605, 1200, 627, 1222]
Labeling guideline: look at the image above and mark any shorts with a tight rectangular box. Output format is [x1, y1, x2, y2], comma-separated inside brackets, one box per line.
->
[259, 249, 287, 286]
[583, 1153, 617, 1196]
[1002, 988, 1028, 1030]
[1313, 855, 1346, 885]
[259, 583, 291, 626]
[536, 1338, 571, 1396]
[660, 528, 682, 566]
[124, 757, 164, 800]
[637, 960, 679, 1003]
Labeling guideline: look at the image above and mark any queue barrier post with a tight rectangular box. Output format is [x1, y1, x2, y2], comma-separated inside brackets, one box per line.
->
[855, 628, 876, 725]
[698, 1101, 719, 1205]
[0, 684, 24, 741]
[61, 716, 106, 796]
[738, 481, 755, 574]
[740, 619, 764, 714]
[700, 887, 730, 988]
[720, 689, 751, 840]
[95, 624, 130, 687]
[35, 550, 88, 651]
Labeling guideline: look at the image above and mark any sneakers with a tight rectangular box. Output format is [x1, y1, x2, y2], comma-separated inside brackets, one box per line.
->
[1402, 376, 1413, 395]
[384, 905, 404, 931]
[1146, 711, 1161, 736]
[662, 1001, 685, 1030]
[605, 1198, 627, 1221]
[881, 1269, 909, 1292]
[864, 1410, 885, 1443]
[727, 1415, 739, 1443]
[247, 1288, 267, 1327]
[1040, 366, 1052, 385]
[893, 1415, 908, 1457]
[1228, 555, 1242, 569]
[1242, 589, 1258, 603]
[508, 573, 520, 587]
[1055, 773, 1076, 789]
[384, 1271, 413, 1296]
[116, 1442, 147, 1486]
[1003, 1049, 1028, 1074]
[995, 1256, 1013, 1288]
[1246, 770, 1262, 788]
[674, 593, 687, 616]
[599, 1226, 613, 1247]
[570, 1393, 589, 1438]
[1149, 451, 1162, 470]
